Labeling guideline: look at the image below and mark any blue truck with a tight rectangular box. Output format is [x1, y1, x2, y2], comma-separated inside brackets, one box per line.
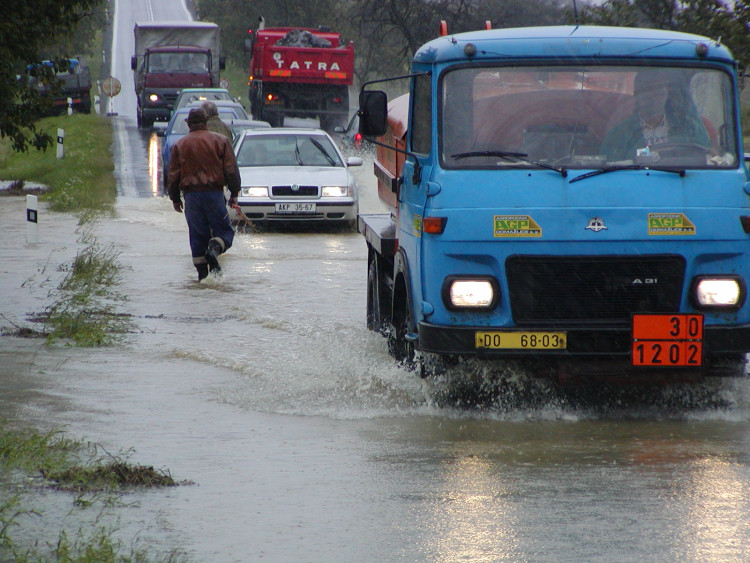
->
[357, 25, 750, 379]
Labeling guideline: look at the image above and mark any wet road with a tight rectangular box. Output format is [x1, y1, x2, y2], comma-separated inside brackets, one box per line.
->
[3, 0, 750, 560]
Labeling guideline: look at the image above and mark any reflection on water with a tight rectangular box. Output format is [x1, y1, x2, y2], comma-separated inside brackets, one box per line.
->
[147, 131, 161, 196]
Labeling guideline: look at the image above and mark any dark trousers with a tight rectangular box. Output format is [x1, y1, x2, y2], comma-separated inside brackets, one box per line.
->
[184, 191, 234, 269]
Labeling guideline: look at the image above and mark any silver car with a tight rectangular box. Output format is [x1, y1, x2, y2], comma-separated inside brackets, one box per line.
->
[233, 128, 362, 227]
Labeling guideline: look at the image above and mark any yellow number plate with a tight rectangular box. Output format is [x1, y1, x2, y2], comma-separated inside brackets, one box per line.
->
[475, 331, 567, 350]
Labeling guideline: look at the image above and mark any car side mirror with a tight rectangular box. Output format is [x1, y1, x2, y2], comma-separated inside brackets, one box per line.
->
[358, 90, 388, 137]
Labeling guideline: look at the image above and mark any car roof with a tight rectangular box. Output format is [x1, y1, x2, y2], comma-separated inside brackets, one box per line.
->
[238, 127, 331, 136]
[186, 99, 243, 108]
[178, 87, 230, 94]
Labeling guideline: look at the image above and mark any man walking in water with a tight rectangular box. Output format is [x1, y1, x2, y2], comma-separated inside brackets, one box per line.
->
[167, 107, 240, 280]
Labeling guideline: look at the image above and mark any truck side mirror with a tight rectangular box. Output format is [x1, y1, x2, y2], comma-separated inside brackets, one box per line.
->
[244, 39, 253, 54]
[359, 90, 388, 137]
[131, 56, 137, 71]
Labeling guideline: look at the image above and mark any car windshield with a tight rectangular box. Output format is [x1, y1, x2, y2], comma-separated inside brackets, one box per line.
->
[170, 110, 240, 135]
[441, 65, 739, 170]
[236, 134, 343, 167]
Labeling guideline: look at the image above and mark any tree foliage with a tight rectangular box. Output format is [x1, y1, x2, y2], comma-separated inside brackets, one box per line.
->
[0, 0, 106, 153]
[579, 0, 750, 68]
[195, 0, 568, 89]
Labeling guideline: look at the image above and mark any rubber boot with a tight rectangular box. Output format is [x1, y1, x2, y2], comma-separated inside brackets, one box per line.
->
[205, 240, 222, 273]
[196, 264, 209, 281]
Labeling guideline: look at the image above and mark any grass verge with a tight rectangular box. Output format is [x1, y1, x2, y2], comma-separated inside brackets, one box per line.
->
[0, 113, 117, 215]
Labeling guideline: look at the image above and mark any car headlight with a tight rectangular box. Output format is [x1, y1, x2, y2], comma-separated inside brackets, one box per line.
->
[240, 186, 268, 197]
[691, 276, 744, 309]
[148, 93, 159, 102]
[442, 276, 499, 310]
[322, 186, 350, 197]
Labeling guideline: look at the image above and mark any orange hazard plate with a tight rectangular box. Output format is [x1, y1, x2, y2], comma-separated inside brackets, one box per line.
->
[632, 314, 703, 367]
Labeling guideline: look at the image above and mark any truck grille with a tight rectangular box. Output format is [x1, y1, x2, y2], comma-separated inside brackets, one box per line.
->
[506, 255, 686, 325]
[272, 185, 318, 197]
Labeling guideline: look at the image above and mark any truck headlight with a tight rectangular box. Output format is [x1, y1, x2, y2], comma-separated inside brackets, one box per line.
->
[691, 276, 744, 309]
[240, 186, 267, 197]
[148, 93, 159, 102]
[322, 186, 350, 197]
[442, 276, 499, 310]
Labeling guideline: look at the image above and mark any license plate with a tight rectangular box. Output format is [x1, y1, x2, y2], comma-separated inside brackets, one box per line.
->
[275, 202, 316, 214]
[475, 331, 566, 350]
[632, 314, 703, 366]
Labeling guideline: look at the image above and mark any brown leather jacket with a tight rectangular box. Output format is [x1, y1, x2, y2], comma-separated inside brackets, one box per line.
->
[167, 125, 240, 202]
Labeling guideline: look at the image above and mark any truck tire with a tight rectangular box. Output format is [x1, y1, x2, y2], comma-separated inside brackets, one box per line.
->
[388, 286, 416, 366]
[367, 258, 388, 333]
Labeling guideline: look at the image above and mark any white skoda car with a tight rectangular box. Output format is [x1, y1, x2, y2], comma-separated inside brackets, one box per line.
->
[232, 128, 362, 228]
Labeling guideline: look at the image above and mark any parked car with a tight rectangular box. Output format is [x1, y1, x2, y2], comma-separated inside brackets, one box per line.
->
[172, 87, 234, 114]
[233, 128, 362, 227]
[156, 107, 269, 191]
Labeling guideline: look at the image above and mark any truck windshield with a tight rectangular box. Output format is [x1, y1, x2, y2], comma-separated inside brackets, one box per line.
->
[441, 65, 738, 170]
[148, 52, 209, 73]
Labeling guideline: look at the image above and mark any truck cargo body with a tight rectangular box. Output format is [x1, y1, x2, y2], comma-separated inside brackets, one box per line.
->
[132, 21, 223, 128]
[27, 59, 92, 115]
[247, 26, 354, 130]
[359, 25, 750, 379]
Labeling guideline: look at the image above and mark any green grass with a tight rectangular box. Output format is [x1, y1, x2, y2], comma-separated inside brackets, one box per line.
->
[42, 223, 133, 347]
[0, 113, 116, 215]
[222, 61, 251, 113]
[0, 421, 187, 562]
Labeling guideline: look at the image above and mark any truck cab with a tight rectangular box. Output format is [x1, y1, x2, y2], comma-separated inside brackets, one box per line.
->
[359, 25, 750, 378]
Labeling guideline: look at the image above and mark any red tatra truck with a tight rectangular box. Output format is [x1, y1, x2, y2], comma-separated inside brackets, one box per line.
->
[246, 24, 354, 130]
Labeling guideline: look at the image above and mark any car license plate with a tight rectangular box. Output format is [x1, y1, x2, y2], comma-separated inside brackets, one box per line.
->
[475, 331, 566, 350]
[632, 314, 703, 366]
[275, 202, 316, 214]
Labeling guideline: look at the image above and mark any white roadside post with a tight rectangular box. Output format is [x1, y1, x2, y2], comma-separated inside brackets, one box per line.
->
[94, 94, 101, 114]
[57, 128, 64, 159]
[67, 97, 73, 116]
[26, 195, 39, 244]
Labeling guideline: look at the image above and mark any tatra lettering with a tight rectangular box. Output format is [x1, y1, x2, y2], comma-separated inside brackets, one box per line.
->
[290, 61, 300, 70]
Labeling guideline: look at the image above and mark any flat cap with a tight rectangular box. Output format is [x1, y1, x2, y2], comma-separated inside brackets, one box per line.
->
[185, 108, 207, 123]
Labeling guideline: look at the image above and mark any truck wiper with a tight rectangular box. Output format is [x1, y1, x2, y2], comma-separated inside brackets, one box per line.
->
[451, 151, 567, 177]
[569, 165, 686, 184]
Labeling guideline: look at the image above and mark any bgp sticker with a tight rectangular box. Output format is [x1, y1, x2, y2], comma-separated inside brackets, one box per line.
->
[493, 215, 542, 238]
[648, 213, 695, 235]
[414, 214, 422, 237]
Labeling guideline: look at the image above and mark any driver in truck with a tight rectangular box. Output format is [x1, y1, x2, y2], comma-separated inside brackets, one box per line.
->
[601, 69, 711, 162]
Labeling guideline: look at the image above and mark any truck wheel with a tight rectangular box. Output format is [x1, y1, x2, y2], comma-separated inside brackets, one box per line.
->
[388, 291, 416, 366]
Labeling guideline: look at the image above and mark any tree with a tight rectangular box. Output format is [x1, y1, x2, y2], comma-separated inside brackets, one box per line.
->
[0, 0, 106, 153]
[578, 0, 750, 68]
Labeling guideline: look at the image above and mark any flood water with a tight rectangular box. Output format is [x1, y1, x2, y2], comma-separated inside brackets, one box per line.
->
[3, 156, 750, 561]
[2, 0, 750, 559]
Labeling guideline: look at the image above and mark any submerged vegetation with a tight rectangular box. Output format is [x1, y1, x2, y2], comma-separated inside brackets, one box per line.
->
[0, 421, 188, 562]
[42, 222, 133, 346]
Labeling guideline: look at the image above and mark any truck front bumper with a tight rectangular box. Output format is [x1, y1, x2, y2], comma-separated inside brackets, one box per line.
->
[418, 321, 750, 360]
